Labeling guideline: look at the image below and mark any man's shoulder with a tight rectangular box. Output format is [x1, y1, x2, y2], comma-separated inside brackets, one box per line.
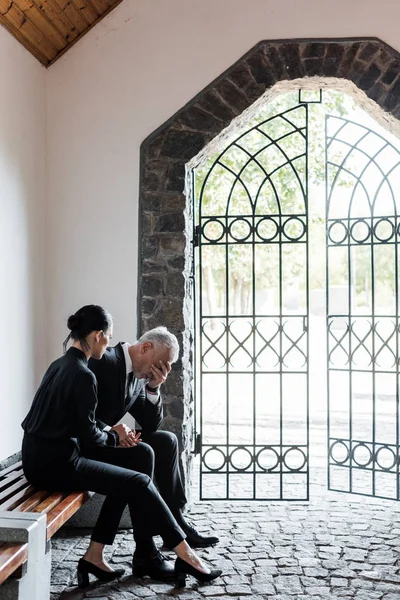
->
[88, 343, 124, 371]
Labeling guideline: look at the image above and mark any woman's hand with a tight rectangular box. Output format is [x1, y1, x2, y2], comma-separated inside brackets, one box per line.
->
[119, 430, 141, 448]
[147, 360, 171, 389]
[111, 423, 135, 443]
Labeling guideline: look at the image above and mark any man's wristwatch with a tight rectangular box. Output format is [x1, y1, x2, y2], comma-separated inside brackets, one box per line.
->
[146, 384, 159, 393]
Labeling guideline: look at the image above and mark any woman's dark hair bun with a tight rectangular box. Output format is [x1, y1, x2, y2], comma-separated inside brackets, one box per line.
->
[67, 313, 80, 331]
[63, 304, 112, 354]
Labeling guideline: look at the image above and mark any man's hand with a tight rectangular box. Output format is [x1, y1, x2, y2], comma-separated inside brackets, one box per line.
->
[119, 430, 141, 448]
[147, 360, 171, 389]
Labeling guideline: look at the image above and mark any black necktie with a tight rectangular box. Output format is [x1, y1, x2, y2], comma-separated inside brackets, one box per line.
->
[126, 372, 134, 398]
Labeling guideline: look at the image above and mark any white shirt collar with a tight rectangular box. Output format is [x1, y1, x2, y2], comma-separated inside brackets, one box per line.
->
[121, 342, 133, 376]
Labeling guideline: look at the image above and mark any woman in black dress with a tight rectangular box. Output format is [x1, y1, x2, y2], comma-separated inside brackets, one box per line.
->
[22, 305, 221, 588]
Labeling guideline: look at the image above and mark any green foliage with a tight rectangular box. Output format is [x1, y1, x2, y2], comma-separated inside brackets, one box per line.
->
[194, 90, 399, 315]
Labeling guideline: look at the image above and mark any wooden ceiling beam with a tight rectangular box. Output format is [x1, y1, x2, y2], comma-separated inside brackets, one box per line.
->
[0, 12, 49, 64]
[35, 0, 80, 44]
[69, 0, 98, 26]
[13, 0, 67, 50]
[0, 0, 125, 66]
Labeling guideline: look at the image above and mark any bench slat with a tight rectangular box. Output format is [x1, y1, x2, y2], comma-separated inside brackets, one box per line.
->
[46, 491, 90, 540]
[0, 461, 23, 479]
[0, 478, 29, 504]
[0, 542, 28, 586]
[33, 493, 68, 516]
[0, 469, 25, 493]
[0, 485, 36, 511]
[13, 489, 51, 513]
[14, 490, 50, 514]
[0, 466, 23, 480]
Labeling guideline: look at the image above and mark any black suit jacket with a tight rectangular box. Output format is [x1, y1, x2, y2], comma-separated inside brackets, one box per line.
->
[88, 343, 163, 433]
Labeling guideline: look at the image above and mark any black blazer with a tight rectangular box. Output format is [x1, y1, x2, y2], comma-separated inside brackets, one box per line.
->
[22, 347, 119, 449]
[88, 343, 163, 432]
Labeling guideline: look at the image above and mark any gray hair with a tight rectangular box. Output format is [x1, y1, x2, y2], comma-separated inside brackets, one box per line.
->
[137, 326, 179, 363]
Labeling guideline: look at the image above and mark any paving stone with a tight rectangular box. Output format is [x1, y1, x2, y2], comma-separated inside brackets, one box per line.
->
[332, 569, 357, 577]
[301, 576, 329, 587]
[48, 468, 400, 599]
[225, 584, 253, 594]
[360, 570, 382, 580]
[351, 579, 374, 589]
[223, 574, 252, 585]
[200, 586, 226, 596]
[274, 575, 303, 594]
[331, 577, 349, 587]
[303, 568, 329, 577]
[299, 558, 322, 567]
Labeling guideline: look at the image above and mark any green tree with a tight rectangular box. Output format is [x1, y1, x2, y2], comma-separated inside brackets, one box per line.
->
[194, 90, 354, 317]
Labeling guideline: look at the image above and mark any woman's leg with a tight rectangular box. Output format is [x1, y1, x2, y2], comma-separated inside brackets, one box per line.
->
[66, 454, 185, 551]
[69, 456, 216, 578]
[82, 443, 156, 570]
[85, 443, 155, 548]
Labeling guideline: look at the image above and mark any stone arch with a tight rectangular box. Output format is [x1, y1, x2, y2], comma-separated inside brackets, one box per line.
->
[138, 38, 400, 468]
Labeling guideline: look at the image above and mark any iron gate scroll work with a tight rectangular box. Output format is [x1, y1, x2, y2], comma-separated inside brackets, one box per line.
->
[193, 98, 311, 501]
[327, 115, 400, 500]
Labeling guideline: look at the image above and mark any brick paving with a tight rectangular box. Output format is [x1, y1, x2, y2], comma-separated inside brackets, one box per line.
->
[51, 465, 400, 600]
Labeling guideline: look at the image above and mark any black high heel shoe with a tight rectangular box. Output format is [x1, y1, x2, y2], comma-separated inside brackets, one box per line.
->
[174, 556, 222, 588]
[77, 558, 125, 588]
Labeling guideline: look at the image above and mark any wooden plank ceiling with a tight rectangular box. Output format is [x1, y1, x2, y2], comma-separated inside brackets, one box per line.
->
[0, 0, 123, 66]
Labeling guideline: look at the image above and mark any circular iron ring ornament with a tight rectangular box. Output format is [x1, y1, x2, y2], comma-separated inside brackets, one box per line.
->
[202, 218, 225, 243]
[256, 217, 279, 242]
[351, 442, 373, 468]
[229, 218, 252, 242]
[328, 220, 348, 245]
[375, 445, 397, 471]
[202, 447, 226, 472]
[329, 439, 350, 465]
[282, 446, 307, 472]
[374, 218, 395, 242]
[350, 219, 371, 244]
[256, 446, 280, 472]
[229, 446, 253, 471]
[282, 216, 306, 241]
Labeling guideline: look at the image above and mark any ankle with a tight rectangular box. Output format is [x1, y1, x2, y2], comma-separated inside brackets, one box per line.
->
[134, 539, 157, 558]
[172, 509, 187, 529]
[85, 541, 105, 563]
[175, 542, 198, 564]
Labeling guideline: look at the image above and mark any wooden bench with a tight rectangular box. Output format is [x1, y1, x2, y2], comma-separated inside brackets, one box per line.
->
[0, 460, 90, 598]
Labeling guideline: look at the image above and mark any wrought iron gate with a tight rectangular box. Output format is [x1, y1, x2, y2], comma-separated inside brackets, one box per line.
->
[326, 115, 400, 500]
[193, 98, 310, 500]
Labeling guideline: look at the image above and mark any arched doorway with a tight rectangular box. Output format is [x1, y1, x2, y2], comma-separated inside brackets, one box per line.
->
[139, 38, 400, 494]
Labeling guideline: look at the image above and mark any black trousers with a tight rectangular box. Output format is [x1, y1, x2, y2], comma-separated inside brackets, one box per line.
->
[22, 434, 185, 550]
[90, 430, 187, 545]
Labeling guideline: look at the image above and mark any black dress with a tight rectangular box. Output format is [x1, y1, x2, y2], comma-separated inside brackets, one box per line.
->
[21, 347, 184, 549]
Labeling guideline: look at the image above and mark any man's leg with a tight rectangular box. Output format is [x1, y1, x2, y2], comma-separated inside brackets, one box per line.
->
[141, 430, 219, 548]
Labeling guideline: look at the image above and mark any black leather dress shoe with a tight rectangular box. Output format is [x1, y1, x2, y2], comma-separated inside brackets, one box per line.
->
[132, 549, 175, 581]
[183, 522, 220, 548]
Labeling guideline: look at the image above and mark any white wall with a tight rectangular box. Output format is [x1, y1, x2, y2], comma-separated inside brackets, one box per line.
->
[46, 0, 400, 358]
[0, 28, 46, 461]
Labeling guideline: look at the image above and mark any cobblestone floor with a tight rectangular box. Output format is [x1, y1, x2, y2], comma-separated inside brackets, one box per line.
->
[50, 465, 400, 600]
